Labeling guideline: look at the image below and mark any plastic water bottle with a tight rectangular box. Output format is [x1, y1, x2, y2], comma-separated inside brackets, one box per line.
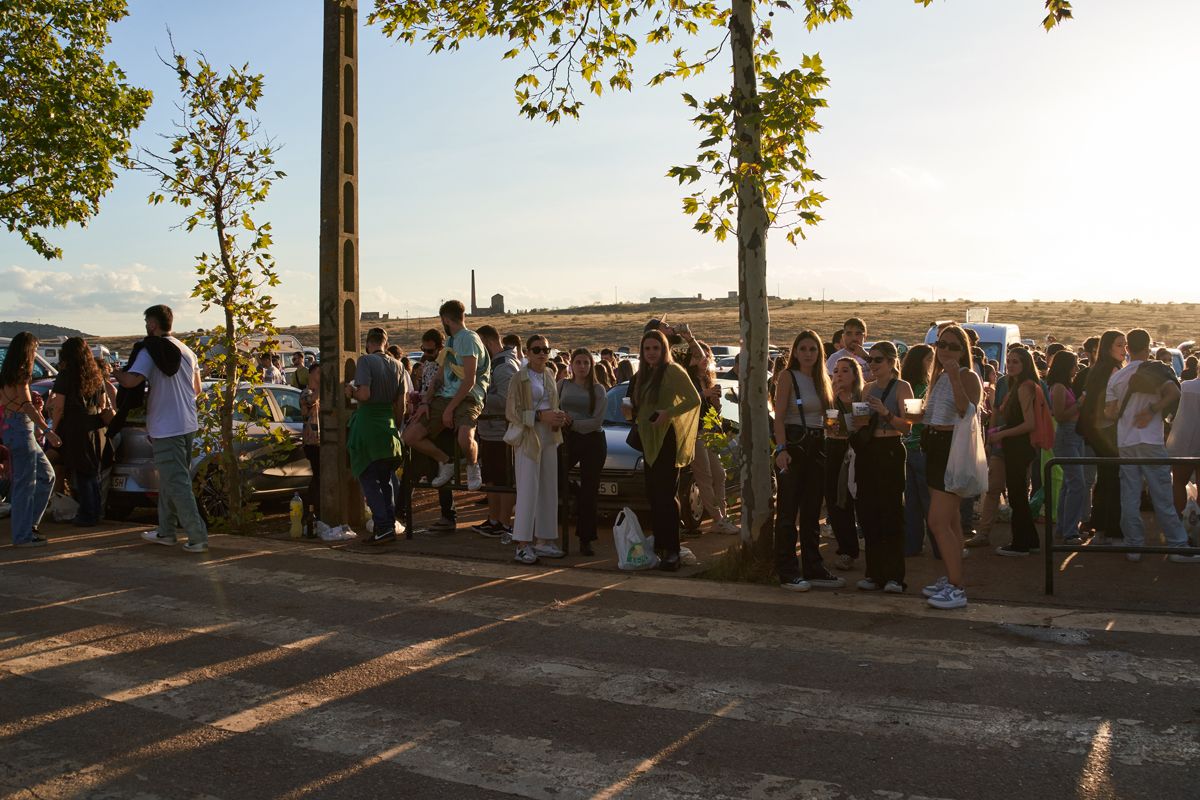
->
[289, 492, 303, 539]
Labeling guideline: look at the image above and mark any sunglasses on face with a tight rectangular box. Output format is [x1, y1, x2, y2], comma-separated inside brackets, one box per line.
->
[867, 356, 888, 364]
[529, 346, 550, 355]
[935, 340, 963, 353]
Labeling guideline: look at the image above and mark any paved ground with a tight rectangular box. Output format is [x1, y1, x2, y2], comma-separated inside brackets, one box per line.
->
[1, 512, 1197, 799]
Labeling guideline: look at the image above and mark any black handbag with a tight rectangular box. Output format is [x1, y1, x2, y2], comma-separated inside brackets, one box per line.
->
[626, 425, 644, 453]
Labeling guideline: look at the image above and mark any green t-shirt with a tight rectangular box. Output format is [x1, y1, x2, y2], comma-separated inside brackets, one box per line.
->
[438, 328, 490, 403]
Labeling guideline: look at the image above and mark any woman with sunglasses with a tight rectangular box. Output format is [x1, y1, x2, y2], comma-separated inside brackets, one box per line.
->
[987, 346, 1041, 556]
[921, 325, 983, 609]
[506, 335, 567, 564]
[625, 329, 701, 571]
[559, 348, 608, 556]
[857, 341, 914, 592]
[825, 356, 863, 571]
[0, 332, 60, 547]
[773, 330, 843, 590]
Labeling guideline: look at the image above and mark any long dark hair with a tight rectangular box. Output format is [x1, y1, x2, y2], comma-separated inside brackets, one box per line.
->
[929, 324, 973, 387]
[1001, 346, 1040, 421]
[634, 329, 673, 407]
[0, 332, 37, 389]
[615, 359, 635, 385]
[58, 337, 104, 401]
[1046, 350, 1077, 389]
[568, 347, 598, 414]
[685, 340, 714, 393]
[902, 343, 933, 390]
[784, 329, 833, 409]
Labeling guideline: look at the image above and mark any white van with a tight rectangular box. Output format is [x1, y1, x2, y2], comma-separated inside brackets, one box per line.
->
[924, 316, 1021, 372]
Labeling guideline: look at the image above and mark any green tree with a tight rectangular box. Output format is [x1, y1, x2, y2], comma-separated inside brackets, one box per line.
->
[369, 0, 1072, 556]
[136, 46, 286, 532]
[0, 0, 151, 259]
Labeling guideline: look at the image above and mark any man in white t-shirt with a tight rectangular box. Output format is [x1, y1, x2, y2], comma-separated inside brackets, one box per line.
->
[825, 317, 869, 375]
[1105, 328, 1197, 563]
[115, 304, 208, 552]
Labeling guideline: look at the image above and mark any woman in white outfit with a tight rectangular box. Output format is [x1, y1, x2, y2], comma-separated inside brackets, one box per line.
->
[506, 335, 566, 564]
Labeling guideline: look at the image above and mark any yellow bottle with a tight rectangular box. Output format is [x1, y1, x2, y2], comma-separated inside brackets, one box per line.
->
[289, 492, 303, 539]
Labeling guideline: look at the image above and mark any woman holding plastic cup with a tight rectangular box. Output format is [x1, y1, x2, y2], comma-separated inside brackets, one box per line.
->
[825, 357, 864, 571]
[921, 325, 983, 610]
[901, 344, 935, 557]
[856, 341, 914, 593]
[772, 330, 841, 590]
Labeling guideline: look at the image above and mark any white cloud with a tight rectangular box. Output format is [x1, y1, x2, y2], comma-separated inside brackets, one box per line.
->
[887, 165, 945, 192]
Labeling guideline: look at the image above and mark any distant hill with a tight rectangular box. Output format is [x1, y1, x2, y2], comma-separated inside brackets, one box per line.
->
[0, 321, 93, 340]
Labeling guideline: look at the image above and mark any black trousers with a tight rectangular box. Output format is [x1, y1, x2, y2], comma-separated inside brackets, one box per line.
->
[823, 437, 859, 558]
[856, 437, 907, 585]
[1090, 426, 1123, 538]
[560, 429, 607, 542]
[1002, 435, 1039, 550]
[304, 444, 320, 516]
[775, 431, 826, 581]
[644, 427, 681, 557]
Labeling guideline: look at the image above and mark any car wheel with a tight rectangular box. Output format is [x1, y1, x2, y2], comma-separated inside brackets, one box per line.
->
[104, 495, 135, 521]
[196, 473, 231, 523]
[678, 470, 704, 532]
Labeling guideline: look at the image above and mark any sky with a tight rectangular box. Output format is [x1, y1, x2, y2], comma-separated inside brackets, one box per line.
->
[2, 0, 1198, 336]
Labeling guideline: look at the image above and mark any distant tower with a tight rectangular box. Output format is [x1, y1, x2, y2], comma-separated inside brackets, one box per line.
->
[470, 269, 478, 315]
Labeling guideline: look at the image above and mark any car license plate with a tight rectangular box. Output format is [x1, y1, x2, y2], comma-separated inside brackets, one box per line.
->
[598, 481, 619, 496]
[111, 476, 126, 490]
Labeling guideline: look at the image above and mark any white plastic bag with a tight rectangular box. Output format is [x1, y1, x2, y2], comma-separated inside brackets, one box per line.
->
[944, 402, 988, 497]
[679, 546, 699, 566]
[49, 491, 79, 522]
[613, 507, 659, 570]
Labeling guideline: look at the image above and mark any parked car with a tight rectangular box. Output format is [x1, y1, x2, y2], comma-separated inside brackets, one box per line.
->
[565, 382, 740, 532]
[0, 337, 57, 398]
[106, 384, 311, 521]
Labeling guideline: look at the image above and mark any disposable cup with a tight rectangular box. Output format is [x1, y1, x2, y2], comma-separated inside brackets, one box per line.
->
[903, 398, 924, 417]
[852, 402, 870, 418]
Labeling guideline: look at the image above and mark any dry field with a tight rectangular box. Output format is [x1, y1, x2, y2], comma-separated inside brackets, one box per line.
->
[97, 299, 1200, 355]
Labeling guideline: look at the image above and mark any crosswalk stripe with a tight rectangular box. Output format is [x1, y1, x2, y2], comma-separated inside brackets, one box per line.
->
[4, 555, 1196, 691]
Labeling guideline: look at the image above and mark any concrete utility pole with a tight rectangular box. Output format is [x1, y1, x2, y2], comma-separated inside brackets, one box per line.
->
[318, 0, 363, 525]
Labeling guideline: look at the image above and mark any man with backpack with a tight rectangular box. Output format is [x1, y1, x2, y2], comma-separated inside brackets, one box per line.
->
[1105, 328, 1199, 563]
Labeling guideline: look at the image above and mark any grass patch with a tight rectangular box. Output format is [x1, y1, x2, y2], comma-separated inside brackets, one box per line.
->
[697, 541, 778, 585]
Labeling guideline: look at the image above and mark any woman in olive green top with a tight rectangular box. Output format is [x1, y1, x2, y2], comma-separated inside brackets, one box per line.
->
[624, 330, 701, 571]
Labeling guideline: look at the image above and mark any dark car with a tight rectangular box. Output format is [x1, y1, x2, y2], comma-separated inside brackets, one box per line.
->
[106, 384, 311, 521]
[567, 382, 740, 531]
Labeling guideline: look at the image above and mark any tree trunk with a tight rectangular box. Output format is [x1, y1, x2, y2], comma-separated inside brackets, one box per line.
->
[730, 0, 774, 559]
[215, 213, 244, 529]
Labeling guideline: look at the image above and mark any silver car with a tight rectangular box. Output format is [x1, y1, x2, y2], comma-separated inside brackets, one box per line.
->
[107, 384, 311, 521]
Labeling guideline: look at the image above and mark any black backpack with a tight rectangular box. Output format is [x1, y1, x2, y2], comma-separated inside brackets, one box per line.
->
[1116, 361, 1180, 422]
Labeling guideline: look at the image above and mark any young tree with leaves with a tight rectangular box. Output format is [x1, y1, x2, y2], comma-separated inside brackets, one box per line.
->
[0, 0, 152, 259]
[368, 0, 1072, 557]
[136, 48, 286, 531]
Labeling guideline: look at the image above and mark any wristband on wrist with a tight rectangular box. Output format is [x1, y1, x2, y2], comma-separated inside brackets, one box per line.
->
[775, 444, 787, 454]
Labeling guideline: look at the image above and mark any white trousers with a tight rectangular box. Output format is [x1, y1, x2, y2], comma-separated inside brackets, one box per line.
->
[691, 439, 727, 519]
[513, 422, 559, 543]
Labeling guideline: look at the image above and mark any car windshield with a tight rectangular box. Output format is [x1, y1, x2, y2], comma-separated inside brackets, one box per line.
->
[0, 346, 50, 380]
[604, 384, 631, 425]
[978, 342, 1002, 365]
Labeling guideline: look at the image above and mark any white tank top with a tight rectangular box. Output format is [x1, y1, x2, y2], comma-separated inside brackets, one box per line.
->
[924, 369, 969, 426]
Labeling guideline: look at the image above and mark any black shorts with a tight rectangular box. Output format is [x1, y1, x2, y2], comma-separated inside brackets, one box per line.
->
[479, 438, 513, 488]
[922, 428, 954, 493]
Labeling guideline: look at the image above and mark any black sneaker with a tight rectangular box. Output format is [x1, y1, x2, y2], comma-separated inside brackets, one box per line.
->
[806, 569, 846, 589]
[472, 520, 504, 538]
[995, 544, 1030, 557]
[365, 529, 397, 546]
[14, 536, 48, 548]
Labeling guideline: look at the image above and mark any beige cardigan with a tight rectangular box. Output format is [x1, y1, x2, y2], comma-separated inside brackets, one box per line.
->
[505, 366, 564, 460]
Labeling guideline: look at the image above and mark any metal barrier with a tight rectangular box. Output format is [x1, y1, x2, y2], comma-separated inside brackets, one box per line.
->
[1042, 455, 1200, 594]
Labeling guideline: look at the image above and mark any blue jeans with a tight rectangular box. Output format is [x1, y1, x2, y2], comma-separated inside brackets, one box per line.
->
[904, 448, 936, 557]
[1053, 421, 1085, 539]
[153, 433, 207, 545]
[360, 460, 401, 535]
[2, 411, 54, 544]
[1118, 443, 1189, 547]
[72, 471, 102, 524]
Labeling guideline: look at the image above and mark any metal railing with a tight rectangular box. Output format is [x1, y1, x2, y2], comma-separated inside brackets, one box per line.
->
[1042, 455, 1200, 594]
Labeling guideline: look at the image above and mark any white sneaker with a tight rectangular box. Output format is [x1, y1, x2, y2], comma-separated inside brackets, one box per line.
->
[533, 542, 565, 559]
[883, 580, 904, 594]
[1167, 553, 1200, 564]
[513, 545, 538, 564]
[465, 463, 483, 491]
[141, 530, 177, 546]
[711, 519, 739, 535]
[430, 461, 456, 488]
[181, 542, 208, 553]
[922, 576, 949, 598]
[856, 578, 880, 591]
[927, 584, 968, 610]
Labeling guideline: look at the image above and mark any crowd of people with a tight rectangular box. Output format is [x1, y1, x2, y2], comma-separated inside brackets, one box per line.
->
[4, 305, 1198, 611]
